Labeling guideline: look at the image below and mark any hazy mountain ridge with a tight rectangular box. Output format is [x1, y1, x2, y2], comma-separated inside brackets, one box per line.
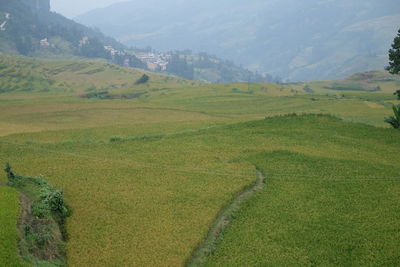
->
[76, 0, 400, 81]
[0, 0, 273, 83]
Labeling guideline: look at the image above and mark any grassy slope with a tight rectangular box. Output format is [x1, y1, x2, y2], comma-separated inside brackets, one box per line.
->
[0, 127, 256, 266]
[0, 54, 199, 94]
[1, 115, 399, 266]
[0, 76, 397, 139]
[291, 70, 400, 95]
[0, 57, 399, 265]
[205, 116, 400, 266]
[0, 186, 25, 267]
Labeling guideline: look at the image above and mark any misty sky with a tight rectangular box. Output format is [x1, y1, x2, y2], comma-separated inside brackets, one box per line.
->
[51, 0, 126, 18]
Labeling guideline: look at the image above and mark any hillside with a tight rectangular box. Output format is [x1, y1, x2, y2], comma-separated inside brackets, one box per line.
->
[0, 54, 399, 265]
[0, 0, 273, 84]
[76, 0, 400, 81]
[1, 99, 399, 265]
[0, 54, 198, 96]
[289, 70, 400, 95]
[0, 0, 145, 69]
[155, 50, 274, 83]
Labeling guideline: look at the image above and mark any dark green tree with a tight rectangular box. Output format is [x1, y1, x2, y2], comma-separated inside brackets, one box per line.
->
[394, 90, 400, 100]
[387, 29, 400, 75]
[385, 29, 400, 127]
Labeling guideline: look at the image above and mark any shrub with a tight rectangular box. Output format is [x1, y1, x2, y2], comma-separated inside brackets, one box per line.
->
[45, 189, 69, 217]
[4, 163, 15, 181]
[385, 104, 400, 129]
[4, 163, 20, 185]
[33, 183, 70, 219]
[84, 90, 110, 99]
[303, 85, 314, 93]
[110, 136, 124, 142]
[31, 202, 51, 218]
[135, 74, 150, 85]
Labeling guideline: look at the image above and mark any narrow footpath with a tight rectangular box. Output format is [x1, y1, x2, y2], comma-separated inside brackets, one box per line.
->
[186, 169, 266, 266]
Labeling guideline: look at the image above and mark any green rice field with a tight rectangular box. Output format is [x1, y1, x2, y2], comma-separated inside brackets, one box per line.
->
[0, 56, 399, 266]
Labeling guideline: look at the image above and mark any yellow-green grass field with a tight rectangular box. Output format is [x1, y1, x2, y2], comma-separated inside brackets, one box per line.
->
[1, 115, 399, 266]
[0, 56, 399, 266]
[0, 186, 26, 266]
[204, 118, 400, 266]
[290, 70, 400, 94]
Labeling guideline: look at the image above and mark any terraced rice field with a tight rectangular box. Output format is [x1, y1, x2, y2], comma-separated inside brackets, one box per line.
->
[0, 186, 25, 266]
[0, 57, 399, 266]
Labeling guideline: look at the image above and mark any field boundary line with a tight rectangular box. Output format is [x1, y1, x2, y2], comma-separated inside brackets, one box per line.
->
[185, 168, 266, 267]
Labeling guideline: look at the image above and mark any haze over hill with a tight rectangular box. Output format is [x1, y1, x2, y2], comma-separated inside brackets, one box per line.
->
[50, 0, 124, 18]
[76, 0, 400, 81]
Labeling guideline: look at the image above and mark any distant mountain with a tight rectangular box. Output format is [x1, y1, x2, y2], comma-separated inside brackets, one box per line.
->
[76, 0, 400, 81]
[0, 0, 145, 68]
[0, 0, 271, 83]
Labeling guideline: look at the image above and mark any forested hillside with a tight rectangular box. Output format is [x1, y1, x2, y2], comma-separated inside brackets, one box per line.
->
[0, 0, 145, 69]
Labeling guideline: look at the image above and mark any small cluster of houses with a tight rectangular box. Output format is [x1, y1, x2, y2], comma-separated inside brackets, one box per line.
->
[103, 46, 172, 71]
[104, 45, 130, 66]
[37, 34, 172, 71]
[0, 13, 10, 31]
[79, 36, 90, 47]
[134, 52, 171, 71]
[104, 45, 121, 57]
[40, 38, 50, 47]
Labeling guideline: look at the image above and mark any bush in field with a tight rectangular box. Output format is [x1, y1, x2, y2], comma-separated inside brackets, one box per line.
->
[32, 183, 70, 219]
[45, 189, 69, 217]
[31, 201, 51, 218]
[135, 74, 150, 85]
[110, 136, 124, 142]
[385, 104, 400, 129]
[84, 90, 110, 99]
[4, 163, 19, 185]
[4, 163, 15, 180]
[3, 164, 70, 219]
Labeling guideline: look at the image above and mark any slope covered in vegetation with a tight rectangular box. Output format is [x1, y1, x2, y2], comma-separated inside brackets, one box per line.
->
[0, 186, 25, 266]
[1, 114, 399, 266]
[0, 56, 399, 266]
[0, 0, 145, 69]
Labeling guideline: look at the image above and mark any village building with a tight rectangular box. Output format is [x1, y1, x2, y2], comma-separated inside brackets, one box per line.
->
[79, 36, 89, 47]
[0, 21, 7, 31]
[0, 13, 10, 31]
[40, 38, 50, 47]
[135, 52, 170, 71]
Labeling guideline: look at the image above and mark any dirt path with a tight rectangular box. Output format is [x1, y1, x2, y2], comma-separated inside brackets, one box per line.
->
[186, 169, 266, 266]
